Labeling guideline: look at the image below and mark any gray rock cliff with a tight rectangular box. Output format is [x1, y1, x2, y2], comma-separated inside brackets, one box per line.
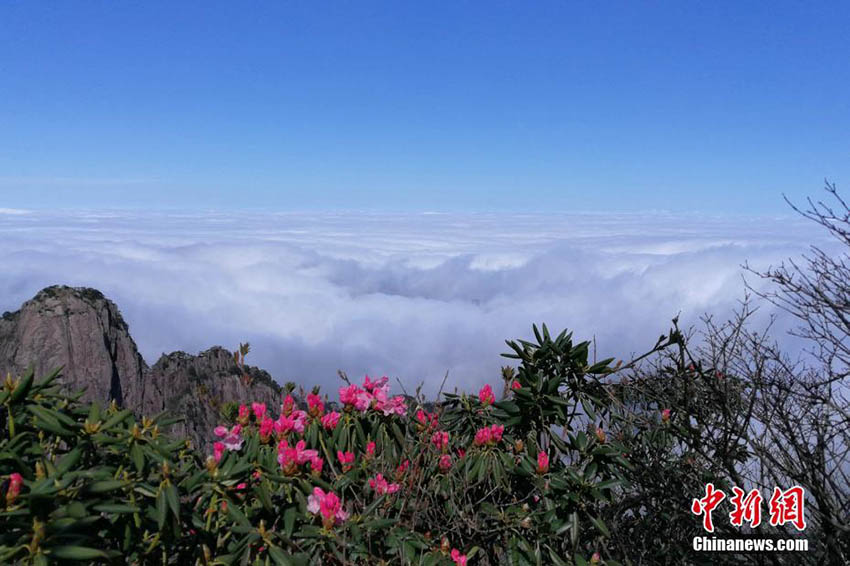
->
[0, 286, 282, 449]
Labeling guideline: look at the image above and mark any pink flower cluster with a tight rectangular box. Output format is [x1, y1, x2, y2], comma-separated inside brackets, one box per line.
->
[306, 392, 324, 417]
[478, 383, 496, 406]
[277, 439, 322, 476]
[451, 548, 468, 565]
[212, 424, 244, 461]
[473, 424, 505, 446]
[252, 402, 267, 420]
[321, 411, 341, 430]
[537, 451, 549, 474]
[416, 408, 439, 430]
[307, 487, 348, 528]
[339, 375, 407, 416]
[395, 459, 411, 481]
[214, 424, 244, 451]
[5, 473, 23, 505]
[368, 473, 401, 496]
[431, 430, 450, 452]
[337, 450, 355, 471]
[274, 395, 308, 435]
[439, 454, 453, 472]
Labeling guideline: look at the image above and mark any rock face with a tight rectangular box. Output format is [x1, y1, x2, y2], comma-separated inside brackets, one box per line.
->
[142, 347, 281, 448]
[0, 286, 281, 448]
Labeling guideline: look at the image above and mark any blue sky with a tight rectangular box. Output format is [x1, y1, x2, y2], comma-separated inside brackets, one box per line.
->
[1, 1, 849, 212]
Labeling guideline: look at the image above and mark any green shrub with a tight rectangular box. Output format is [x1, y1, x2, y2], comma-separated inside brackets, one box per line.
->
[0, 326, 641, 565]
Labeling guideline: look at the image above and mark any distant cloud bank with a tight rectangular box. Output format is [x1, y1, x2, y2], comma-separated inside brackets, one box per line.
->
[0, 210, 831, 393]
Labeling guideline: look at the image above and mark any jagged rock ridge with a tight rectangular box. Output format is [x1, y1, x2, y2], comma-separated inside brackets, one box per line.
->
[0, 286, 282, 448]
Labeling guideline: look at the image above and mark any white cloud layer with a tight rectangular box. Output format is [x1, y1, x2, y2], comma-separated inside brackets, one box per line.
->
[0, 209, 834, 394]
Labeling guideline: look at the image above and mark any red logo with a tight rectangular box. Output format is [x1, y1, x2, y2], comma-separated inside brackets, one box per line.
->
[692, 485, 806, 532]
[691, 483, 726, 532]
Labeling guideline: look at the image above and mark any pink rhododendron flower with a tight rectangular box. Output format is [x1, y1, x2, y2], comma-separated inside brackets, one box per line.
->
[415, 409, 438, 429]
[395, 459, 410, 480]
[368, 473, 400, 495]
[366, 441, 376, 457]
[474, 427, 491, 446]
[307, 487, 348, 528]
[337, 450, 355, 470]
[251, 402, 267, 421]
[5, 473, 23, 505]
[235, 482, 247, 491]
[661, 408, 671, 423]
[362, 375, 388, 392]
[490, 424, 504, 443]
[339, 384, 362, 409]
[537, 451, 549, 474]
[511, 380, 521, 390]
[258, 417, 275, 442]
[431, 431, 449, 451]
[213, 442, 225, 463]
[474, 424, 504, 446]
[451, 549, 468, 566]
[310, 455, 323, 475]
[281, 394, 296, 416]
[306, 393, 324, 417]
[321, 411, 341, 430]
[354, 388, 373, 412]
[439, 454, 453, 472]
[591, 552, 601, 564]
[479, 384, 495, 406]
[376, 394, 407, 416]
[237, 404, 250, 424]
[213, 424, 244, 451]
[275, 410, 307, 436]
[457, 448, 466, 459]
[277, 439, 318, 474]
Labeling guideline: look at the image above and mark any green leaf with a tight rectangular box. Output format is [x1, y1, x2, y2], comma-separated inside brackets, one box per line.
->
[156, 489, 167, 530]
[49, 546, 108, 560]
[87, 480, 126, 493]
[226, 498, 251, 527]
[130, 443, 144, 474]
[8, 367, 34, 404]
[589, 515, 610, 536]
[92, 503, 140, 513]
[165, 483, 180, 519]
[283, 505, 296, 537]
[268, 546, 294, 566]
[101, 408, 133, 430]
[55, 448, 82, 476]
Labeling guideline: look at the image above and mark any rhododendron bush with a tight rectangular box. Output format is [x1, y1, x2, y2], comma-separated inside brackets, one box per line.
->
[0, 322, 804, 564]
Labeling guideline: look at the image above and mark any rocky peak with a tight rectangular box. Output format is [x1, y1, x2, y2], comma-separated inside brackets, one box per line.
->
[0, 285, 146, 406]
[0, 286, 283, 449]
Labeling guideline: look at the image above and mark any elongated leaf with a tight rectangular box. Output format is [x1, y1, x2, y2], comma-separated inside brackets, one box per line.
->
[49, 546, 108, 560]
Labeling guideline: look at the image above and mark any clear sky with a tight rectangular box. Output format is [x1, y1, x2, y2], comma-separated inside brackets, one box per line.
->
[1, 2, 849, 212]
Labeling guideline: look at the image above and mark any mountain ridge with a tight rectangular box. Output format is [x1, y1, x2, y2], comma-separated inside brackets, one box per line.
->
[0, 285, 282, 448]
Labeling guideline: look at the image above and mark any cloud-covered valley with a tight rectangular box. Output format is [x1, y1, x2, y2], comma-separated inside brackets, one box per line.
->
[0, 209, 832, 394]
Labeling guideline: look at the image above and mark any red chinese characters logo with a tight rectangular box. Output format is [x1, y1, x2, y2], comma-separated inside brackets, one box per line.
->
[691, 483, 726, 532]
[768, 486, 806, 531]
[729, 487, 762, 528]
[692, 485, 806, 532]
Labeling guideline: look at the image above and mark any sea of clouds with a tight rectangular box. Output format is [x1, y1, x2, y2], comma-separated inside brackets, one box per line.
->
[0, 208, 834, 395]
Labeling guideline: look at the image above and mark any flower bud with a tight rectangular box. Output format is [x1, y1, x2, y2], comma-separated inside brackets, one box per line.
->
[595, 426, 606, 443]
[536, 451, 549, 474]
